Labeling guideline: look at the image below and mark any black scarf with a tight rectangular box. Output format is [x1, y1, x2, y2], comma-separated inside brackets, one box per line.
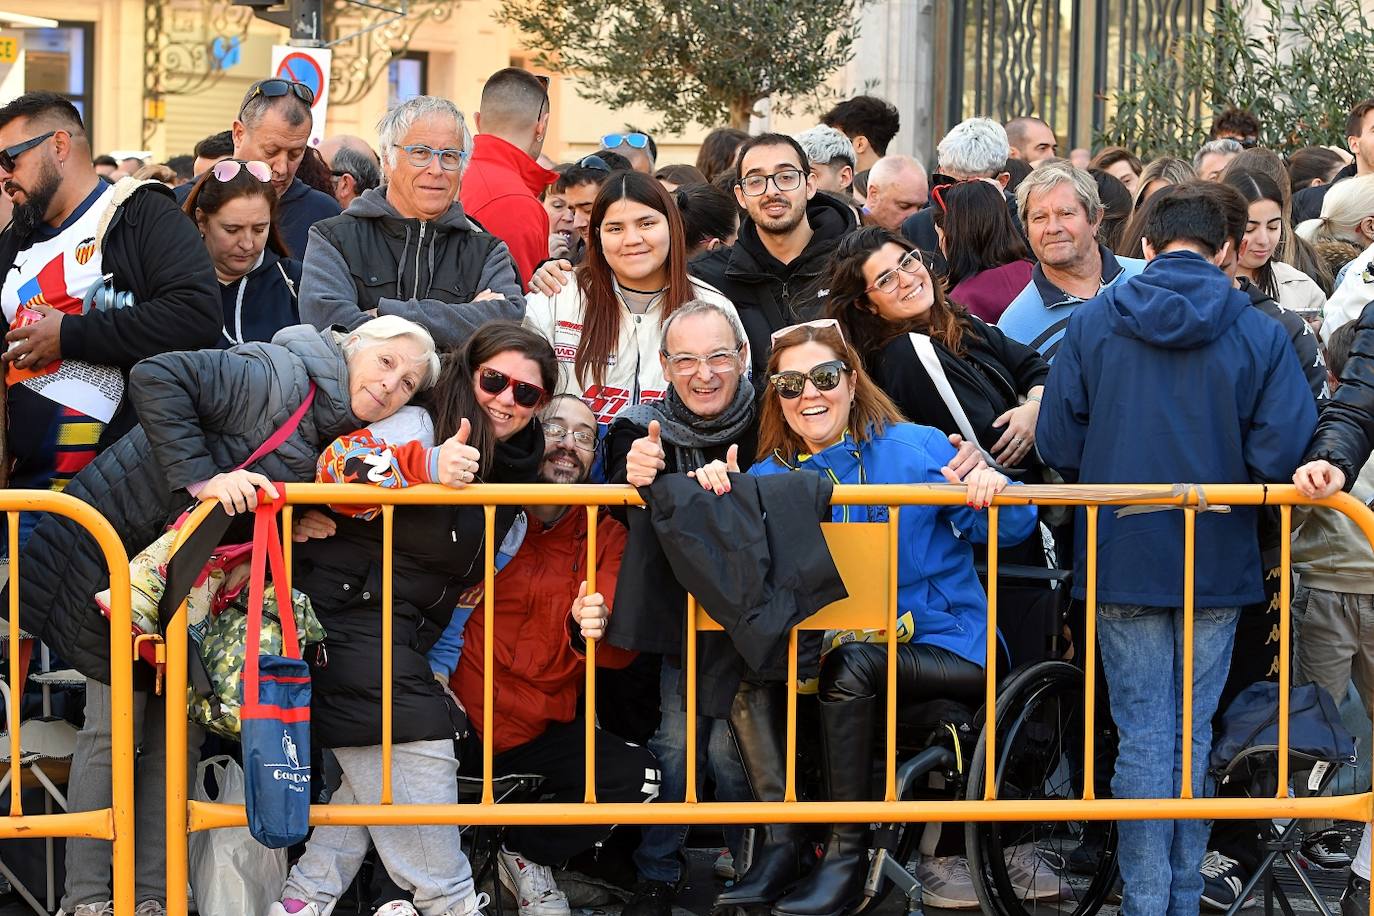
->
[618, 377, 756, 472]
[488, 419, 545, 483]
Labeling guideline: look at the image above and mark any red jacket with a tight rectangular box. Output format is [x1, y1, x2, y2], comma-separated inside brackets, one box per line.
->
[451, 508, 635, 754]
[460, 134, 557, 285]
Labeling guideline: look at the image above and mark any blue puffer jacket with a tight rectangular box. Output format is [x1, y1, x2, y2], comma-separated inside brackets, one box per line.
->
[748, 424, 1037, 667]
[1037, 250, 1317, 607]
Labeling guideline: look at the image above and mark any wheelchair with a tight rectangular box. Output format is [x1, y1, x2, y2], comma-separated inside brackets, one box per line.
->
[782, 524, 1119, 916]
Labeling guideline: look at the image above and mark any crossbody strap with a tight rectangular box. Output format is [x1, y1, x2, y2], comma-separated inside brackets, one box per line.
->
[908, 332, 1009, 472]
[236, 383, 316, 471]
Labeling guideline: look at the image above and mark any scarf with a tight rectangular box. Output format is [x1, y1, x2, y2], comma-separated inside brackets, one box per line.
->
[618, 376, 756, 473]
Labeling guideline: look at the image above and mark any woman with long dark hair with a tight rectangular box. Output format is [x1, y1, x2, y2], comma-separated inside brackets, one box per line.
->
[929, 179, 1034, 323]
[524, 170, 739, 431]
[272, 320, 555, 916]
[183, 159, 303, 346]
[825, 226, 1048, 472]
[1224, 169, 1327, 318]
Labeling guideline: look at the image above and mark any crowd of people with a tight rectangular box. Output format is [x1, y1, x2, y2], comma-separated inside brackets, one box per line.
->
[1, 66, 1374, 916]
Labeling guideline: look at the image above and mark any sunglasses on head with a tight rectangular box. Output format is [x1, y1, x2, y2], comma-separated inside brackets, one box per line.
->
[211, 159, 272, 183]
[577, 154, 611, 172]
[478, 366, 547, 408]
[242, 79, 315, 114]
[602, 132, 649, 150]
[769, 317, 843, 346]
[0, 130, 56, 173]
[770, 359, 850, 399]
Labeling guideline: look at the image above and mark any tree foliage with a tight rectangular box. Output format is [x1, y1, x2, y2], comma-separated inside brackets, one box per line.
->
[498, 0, 868, 132]
[1098, 0, 1374, 159]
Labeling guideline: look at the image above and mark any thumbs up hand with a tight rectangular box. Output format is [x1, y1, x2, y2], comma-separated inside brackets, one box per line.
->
[688, 443, 741, 495]
[625, 419, 667, 487]
[435, 417, 482, 488]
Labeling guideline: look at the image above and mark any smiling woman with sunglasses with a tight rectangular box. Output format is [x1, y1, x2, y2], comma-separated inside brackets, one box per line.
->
[748, 320, 1036, 916]
[824, 227, 1049, 473]
[183, 158, 303, 346]
[279, 319, 553, 916]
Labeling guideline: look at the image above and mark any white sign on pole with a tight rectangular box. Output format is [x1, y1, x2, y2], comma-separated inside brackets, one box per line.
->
[269, 45, 332, 148]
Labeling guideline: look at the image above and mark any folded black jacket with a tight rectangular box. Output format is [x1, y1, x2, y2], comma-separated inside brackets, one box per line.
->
[608, 470, 845, 717]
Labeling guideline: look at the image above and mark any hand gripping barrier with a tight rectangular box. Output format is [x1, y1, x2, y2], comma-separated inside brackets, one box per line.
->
[153, 482, 1374, 916]
[0, 491, 135, 915]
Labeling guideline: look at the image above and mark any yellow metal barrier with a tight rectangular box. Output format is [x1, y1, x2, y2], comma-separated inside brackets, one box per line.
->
[155, 482, 1374, 916]
[0, 491, 135, 915]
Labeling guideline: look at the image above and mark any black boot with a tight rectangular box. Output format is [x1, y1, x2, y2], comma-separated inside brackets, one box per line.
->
[714, 681, 807, 909]
[770, 694, 876, 916]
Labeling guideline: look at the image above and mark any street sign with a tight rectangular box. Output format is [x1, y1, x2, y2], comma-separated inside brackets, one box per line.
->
[269, 45, 331, 147]
[0, 36, 19, 65]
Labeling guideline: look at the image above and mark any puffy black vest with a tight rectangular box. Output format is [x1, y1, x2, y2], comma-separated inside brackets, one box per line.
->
[312, 211, 501, 313]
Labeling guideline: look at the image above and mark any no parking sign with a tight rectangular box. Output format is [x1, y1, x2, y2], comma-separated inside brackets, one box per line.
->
[269, 45, 332, 147]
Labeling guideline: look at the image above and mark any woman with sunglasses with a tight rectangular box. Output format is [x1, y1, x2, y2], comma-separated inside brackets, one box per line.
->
[524, 169, 740, 436]
[825, 227, 1048, 473]
[183, 158, 303, 347]
[273, 320, 554, 916]
[746, 320, 1035, 916]
[929, 179, 1034, 323]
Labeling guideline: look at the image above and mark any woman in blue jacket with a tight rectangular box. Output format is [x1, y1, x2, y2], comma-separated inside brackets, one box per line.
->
[743, 319, 1036, 916]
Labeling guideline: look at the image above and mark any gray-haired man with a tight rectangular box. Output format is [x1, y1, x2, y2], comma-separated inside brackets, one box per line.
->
[300, 95, 525, 348]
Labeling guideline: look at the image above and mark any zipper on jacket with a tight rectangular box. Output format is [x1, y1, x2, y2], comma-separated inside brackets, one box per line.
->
[413, 221, 427, 299]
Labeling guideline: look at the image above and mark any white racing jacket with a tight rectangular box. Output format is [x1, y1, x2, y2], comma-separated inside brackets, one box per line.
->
[524, 277, 740, 427]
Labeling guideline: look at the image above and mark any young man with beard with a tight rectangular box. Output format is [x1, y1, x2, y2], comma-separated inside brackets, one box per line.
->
[0, 92, 219, 506]
[444, 394, 661, 916]
[692, 133, 857, 381]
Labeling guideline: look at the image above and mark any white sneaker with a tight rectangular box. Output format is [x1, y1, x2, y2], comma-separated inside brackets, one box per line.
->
[267, 901, 323, 916]
[1004, 843, 1066, 901]
[66, 905, 114, 916]
[374, 902, 420, 916]
[440, 892, 492, 916]
[499, 847, 571, 916]
[914, 855, 980, 910]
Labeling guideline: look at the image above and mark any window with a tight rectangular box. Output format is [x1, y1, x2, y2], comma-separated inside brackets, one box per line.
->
[387, 52, 427, 109]
[24, 24, 94, 135]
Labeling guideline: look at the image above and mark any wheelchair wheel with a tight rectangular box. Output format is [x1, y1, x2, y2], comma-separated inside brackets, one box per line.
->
[965, 660, 1118, 916]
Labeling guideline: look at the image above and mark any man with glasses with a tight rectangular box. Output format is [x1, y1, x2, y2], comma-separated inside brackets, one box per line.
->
[692, 133, 857, 381]
[0, 90, 218, 916]
[301, 95, 524, 349]
[438, 393, 660, 916]
[600, 131, 656, 174]
[176, 78, 340, 257]
[461, 68, 558, 285]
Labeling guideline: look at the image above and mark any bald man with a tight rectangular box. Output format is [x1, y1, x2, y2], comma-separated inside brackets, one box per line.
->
[863, 155, 928, 231]
[319, 134, 380, 209]
[461, 67, 557, 284]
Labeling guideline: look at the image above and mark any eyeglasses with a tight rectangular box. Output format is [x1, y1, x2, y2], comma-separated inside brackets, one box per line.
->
[543, 422, 596, 451]
[769, 317, 843, 346]
[602, 132, 649, 151]
[400, 144, 467, 172]
[865, 250, 927, 296]
[770, 359, 850, 399]
[661, 344, 744, 377]
[577, 154, 611, 172]
[242, 79, 315, 113]
[738, 168, 805, 197]
[211, 159, 272, 183]
[0, 131, 56, 173]
[478, 366, 547, 408]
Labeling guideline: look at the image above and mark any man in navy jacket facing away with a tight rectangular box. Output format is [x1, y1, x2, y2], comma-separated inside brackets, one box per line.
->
[1037, 183, 1317, 916]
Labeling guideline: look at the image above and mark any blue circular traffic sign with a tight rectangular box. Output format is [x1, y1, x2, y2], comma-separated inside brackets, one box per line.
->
[276, 52, 325, 106]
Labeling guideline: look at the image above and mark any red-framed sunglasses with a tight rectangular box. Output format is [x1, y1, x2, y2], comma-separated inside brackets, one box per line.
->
[478, 366, 547, 408]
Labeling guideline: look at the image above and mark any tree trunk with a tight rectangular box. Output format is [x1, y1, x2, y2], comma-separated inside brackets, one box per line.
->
[729, 95, 760, 130]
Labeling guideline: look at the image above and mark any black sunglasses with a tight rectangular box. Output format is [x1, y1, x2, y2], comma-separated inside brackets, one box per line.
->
[478, 366, 547, 408]
[769, 359, 850, 399]
[242, 79, 315, 114]
[577, 154, 611, 172]
[0, 130, 56, 173]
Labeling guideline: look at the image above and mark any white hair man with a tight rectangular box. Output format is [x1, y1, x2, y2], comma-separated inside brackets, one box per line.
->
[901, 117, 1015, 253]
[299, 95, 525, 349]
[794, 125, 856, 194]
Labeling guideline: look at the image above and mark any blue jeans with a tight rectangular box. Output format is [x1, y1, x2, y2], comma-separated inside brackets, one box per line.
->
[1097, 603, 1240, 916]
[633, 661, 749, 884]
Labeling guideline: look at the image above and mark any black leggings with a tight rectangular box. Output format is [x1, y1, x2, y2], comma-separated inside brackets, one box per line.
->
[820, 640, 987, 709]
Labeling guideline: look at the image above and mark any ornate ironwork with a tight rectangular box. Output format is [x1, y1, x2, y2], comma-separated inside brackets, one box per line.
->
[327, 0, 457, 106]
[161, 0, 255, 95]
[142, 0, 163, 148]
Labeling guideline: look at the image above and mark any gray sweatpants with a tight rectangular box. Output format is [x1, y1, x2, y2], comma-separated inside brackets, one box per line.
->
[63, 680, 204, 910]
[283, 739, 478, 916]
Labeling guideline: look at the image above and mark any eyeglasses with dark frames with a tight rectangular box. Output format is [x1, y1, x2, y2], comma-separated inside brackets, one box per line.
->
[737, 168, 805, 197]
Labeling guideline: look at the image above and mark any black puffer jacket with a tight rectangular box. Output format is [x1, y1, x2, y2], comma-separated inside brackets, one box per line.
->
[292, 422, 544, 748]
[1305, 299, 1374, 484]
[10, 326, 361, 686]
[691, 193, 855, 380]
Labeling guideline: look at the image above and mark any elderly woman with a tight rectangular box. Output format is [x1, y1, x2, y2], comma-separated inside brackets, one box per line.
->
[14, 316, 438, 916]
[300, 95, 526, 348]
[744, 320, 1037, 916]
